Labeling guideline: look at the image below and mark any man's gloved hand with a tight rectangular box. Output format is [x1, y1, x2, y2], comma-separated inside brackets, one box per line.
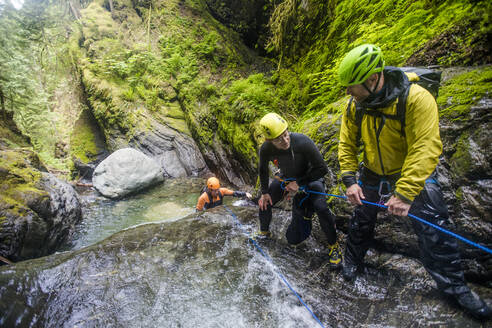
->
[245, 192, 252, 199]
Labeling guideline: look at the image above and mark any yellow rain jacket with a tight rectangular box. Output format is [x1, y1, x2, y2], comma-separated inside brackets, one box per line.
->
[338, 69, 442, 203]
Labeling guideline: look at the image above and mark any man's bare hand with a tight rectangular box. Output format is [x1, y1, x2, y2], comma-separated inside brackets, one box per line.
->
[346, 184, 365, 206]
[258, 194, 273, 211]
[385, 195, 411, 216]
[285, 181, 299, 193]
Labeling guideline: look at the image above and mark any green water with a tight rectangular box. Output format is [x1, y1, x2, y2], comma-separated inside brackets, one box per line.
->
[67, 177, 241, 250]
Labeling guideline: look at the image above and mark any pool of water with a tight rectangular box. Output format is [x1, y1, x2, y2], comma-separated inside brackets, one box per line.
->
[66, 177, 242, 250]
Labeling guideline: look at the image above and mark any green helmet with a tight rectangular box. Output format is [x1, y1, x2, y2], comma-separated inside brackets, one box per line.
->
[338, 44, 385, 86]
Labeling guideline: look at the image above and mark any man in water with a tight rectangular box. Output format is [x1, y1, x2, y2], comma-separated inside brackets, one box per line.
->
[337, 43, 491, 319]
[196, 177, 251, 211]
[257, 113, 342, 266]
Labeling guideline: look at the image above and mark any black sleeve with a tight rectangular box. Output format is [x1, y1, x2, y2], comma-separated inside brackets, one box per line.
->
[296, 137, 328, 186]
[232, 191, 246, 197]
[342, 173, 357, 188]
[258, 143, 270, 194]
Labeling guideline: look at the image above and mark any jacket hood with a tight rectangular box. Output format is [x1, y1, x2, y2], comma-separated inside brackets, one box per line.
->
[360, 66, 410, 109]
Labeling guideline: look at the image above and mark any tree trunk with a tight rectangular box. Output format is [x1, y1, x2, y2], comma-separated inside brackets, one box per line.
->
[68, 1, 81, 20]
[0, 85, 6, 121]
[108, 0, 114, 18]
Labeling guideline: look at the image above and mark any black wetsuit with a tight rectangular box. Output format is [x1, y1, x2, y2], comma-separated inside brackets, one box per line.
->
[258, 132, 337, 245]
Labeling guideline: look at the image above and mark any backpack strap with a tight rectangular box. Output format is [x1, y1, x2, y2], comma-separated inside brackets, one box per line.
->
[204, 189, 213, 209]
[396, 84, 411, 137]
[346, 97, 365, 147]
[346, 82, 411, 147]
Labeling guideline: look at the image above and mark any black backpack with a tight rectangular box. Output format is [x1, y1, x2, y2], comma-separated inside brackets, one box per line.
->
[348, 66, 442, 146]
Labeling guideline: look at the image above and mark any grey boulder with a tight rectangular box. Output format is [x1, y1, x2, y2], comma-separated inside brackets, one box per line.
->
[92, 148, 164, 198]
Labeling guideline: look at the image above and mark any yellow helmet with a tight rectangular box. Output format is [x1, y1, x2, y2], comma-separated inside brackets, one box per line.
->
[207, 177, 220, 190]
[259, 113, 288, 139]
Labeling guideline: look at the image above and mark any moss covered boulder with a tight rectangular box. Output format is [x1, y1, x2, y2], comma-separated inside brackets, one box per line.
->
[0, 147, 82, 262]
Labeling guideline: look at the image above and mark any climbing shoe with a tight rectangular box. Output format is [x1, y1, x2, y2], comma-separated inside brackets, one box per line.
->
[327, 242, 342, 267]
[453, 290, 492, 320]
[251, 230, 272, 241]
[342, 260, 359, 282]
[287, 240, 308, 251]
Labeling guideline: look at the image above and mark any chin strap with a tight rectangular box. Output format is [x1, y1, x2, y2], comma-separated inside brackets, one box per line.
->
[362, 71, 382, 95]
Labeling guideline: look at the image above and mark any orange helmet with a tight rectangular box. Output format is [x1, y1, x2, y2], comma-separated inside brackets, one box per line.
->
[207, 177, 220, 190]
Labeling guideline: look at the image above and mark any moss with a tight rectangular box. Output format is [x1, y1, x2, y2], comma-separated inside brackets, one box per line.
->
[165, 117, 191, 136]
[162, 103, 185, 119]
[449, 132, 472, 178]
[69, 0, 490, 187]
[9, 186, 49, 208]
[0, 125, 29, 149]
[70, 111, 99, 164]
[0, 149, 48, 220]
[266, 0, 490, 117]
[455, 187, 464, 201]
[437, 67, 492, 120]
[0, 150, 43, 187]
[80, 1, 118, 43]
[0, 194, 31, 220]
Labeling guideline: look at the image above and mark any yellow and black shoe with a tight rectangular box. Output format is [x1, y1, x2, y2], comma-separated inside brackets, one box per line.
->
[327, 242, 343, 268]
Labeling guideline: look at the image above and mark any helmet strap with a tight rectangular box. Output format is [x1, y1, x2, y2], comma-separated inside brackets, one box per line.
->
[362, 82, 373, 95]
[362, 72, 382, 95]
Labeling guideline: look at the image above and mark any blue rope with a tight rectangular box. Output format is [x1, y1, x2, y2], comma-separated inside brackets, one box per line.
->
[224, 206, 326, 328]
[301, 188, 492, 255]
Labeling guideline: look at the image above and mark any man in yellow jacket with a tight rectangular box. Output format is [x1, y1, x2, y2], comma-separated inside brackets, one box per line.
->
[337, 44, 491, 319]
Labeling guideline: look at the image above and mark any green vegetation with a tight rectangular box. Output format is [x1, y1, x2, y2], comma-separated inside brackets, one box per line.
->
[78, 0, 255, 144]
[0, 0, 89, 173]
[211, 73, 290, 165]
[438, 67, 492, 119]
[268, 0, 491, 117]
[0, 0, 490, 186]
[70, 110, 100, 164]
[0, 149, 48, 215]
[449, 132, 472, 178]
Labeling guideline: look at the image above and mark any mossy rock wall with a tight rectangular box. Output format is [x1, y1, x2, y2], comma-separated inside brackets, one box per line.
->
[0, 148, 82, 262]
[72, 0, 281, 184]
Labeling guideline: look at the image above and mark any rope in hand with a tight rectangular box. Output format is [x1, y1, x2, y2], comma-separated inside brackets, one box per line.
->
[227, 177, 490, 326]
[297, 187, 492, 255]
[224, 205, 326, 328]
[278, 179, 491, 254]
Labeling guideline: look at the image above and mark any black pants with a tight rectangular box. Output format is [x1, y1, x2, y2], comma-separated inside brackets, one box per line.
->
[345, 172, 469, 296]
[259, 179, 337, 245]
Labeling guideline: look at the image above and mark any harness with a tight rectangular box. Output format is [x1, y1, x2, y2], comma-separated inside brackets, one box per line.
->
[358, 167, 439, 204]
[203, 188, 224, 210]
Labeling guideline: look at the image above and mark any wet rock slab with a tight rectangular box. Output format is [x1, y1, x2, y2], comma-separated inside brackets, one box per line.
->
[0, 206, 490, 327]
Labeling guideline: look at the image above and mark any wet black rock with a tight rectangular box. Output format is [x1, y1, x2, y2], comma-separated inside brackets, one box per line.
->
[0, 206, 489, 327]
[0, 172, 82, 262]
